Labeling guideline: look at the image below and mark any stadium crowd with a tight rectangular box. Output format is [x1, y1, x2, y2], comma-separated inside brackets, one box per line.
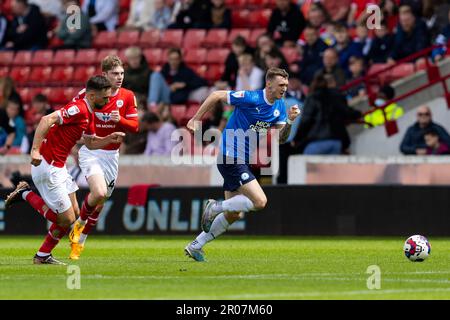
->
[1, 0, 450, 169]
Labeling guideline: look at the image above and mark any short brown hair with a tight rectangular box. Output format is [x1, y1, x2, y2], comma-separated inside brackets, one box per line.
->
[86, 75, 112, 92]
[265, 67, 289, 82]
[101, 55, 123, 72]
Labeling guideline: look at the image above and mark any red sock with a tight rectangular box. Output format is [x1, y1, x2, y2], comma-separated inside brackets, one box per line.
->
[38, 224, 68, 254]
[80, 194, 96, 221]
[82, 205, 102, 235]
[25, 192, 58, 223]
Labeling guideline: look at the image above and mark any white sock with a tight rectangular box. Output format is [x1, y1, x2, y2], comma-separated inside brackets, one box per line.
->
[191, 213, 230, 249]
[78, 233, 87, 245]
[22, 190, 31, 200]
[221, 195, 254, 212]
[36, 251, 50, 257]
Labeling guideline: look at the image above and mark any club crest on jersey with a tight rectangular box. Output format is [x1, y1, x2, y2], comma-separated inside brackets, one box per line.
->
[232, 91, 245, 98]
[95, 112, 112, 122]
[116, 100, 124, 108]
[67, 105, 80, 116]
[273, 109, 280, 117]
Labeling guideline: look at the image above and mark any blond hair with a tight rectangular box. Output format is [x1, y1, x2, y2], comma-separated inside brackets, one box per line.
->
[101, 55, 124, 72]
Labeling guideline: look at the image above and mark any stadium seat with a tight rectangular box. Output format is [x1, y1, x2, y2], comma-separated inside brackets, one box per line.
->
[12, 51, 33, 66]
[47, 35, 65, 49]
[74, 49, 98, 65]
[205, 48, 230, 65]
[183, 29, 207, 49]
[48, 87, 78, 104]
[92, 31, 117, 49]
[17, 87, 36, 104]
[117, 30, 140, 49]
[280, 47, 300, 64]
[389, 63, 415, 81]
[28, 66, 53, 85]
[73, 66, 98, 86]
[231, 10, 250, 28]
[184, 48, 207, 66]
[415, 58, 428, 71]
[192, 64, 207, 79]
[205, 65, 224, 83]
[0, 66, 9, 78]
[367, 63, 390, 85]
[119, 11, 129, 27]
[51, 66, 75, 86]
[96, 49, 119, 63]
[170, 105, 188, 126]
[120, 0, 131, 10]
[248, 28, 266, 47]
[226, 28, 251, 46]
[31, 50, 54, 66]
[248, 9, 271, 28]
[143, 48, 163, 68]
[139, 29, 161, 48]
[226, 0, 248, 9]
[0, 51, 14, 66]
[52, 50, 76, 65]
[202, 29, 228, 48]
[9, 66, 31, 84]
[158, 29, 183, 48]
[247, 0, 269, 8]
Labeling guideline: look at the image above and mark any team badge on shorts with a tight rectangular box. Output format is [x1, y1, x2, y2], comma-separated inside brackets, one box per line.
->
[273, 109, 280, 117]
[116, 100, 124, 108]
[241, 172, 250, 181]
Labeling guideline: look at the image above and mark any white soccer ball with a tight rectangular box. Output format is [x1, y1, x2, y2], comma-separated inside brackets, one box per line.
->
[403, 235, 431, 262]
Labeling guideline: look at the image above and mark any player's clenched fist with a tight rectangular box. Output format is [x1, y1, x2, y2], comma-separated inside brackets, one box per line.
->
[288, 104, 301, 121]
[30, 148, 42, 167]
[186, 119, 201, 133]
[110, 109, 120, 123]
[109, 132, 126, 144]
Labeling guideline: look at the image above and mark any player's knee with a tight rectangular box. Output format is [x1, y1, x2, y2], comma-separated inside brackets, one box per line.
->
[91, 189, 107, 203]
[252, 197, 267, 211]
[57, 216, 75, 229]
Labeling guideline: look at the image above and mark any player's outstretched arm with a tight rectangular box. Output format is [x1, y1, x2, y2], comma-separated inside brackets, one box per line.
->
[30, 111, 60, 166]
[84, 132, 126, 150]
[186, 90, 228, 132]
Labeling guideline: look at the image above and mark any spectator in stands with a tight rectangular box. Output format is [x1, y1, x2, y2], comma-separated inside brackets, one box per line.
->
[380, 0, 399, 32]
[123, 47, 152, 98]
[307, 3, 335, 46]
[0, 108, 15, 155]
[124, 0, 155, 31]
[57, 0, 91, 50]
[142, 111, 177, 156]
[322, 0, 351, 23]
[314, 48, 347, 88]
[29, 0, 64, 20]
[298, 25, 328, 85]
[293, 73, 362, 155]
[347, 0, 374, 27]
[432, 8, 450, 62]
[148, 47, 208, 106]
[367, 20, 395, 63]
[209, 0, 231, 29]
[333, 23, 363, 72]
[364, 84, 404, 128]
[0, 6, 9, 49]
[82, 0, 119, 32]
[216, 35, 254, 89]
[345, 56, 366, 100]
[0, 77, 22, 111]
[263, 48, 289, 71]
[5, 98, 25, 149]
[121, 94, 148, 154]
[5, 0, 48, 50]
[388, 5, 430, 64]
[25, 93, 52, 131]
[235, 53, 264, 91]
[354, 23, 372, 58]
[400, 105, 450, 155]
[170, 0, 211, 29]
[254, 33, 280, 70]
[150, 0, 172, 30]
[267, 0, 306, 47]
[424, 128, 450, 155]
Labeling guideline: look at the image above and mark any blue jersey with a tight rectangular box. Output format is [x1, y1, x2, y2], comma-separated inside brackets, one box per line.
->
[221, 89, 287, 163]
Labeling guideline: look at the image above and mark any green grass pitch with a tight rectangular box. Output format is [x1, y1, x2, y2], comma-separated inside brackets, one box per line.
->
[0, 236, 449, 299]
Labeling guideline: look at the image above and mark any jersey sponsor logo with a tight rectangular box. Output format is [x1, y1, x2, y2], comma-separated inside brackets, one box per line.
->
[249, 120, 270, 133]
[273, 109, 280, 117]
[232, 91, 245, 98]
[95, 112, 112, 122]
[116, 100, 124, 108]
[256, 107, 260, 113]
[67, 105, 80, 116]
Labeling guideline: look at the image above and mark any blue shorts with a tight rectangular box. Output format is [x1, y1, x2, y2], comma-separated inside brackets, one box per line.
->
[217, 161, 256, 192]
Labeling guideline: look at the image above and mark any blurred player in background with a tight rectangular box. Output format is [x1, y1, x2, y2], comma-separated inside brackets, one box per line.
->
[184, 68, 300, 261]
[69, 55, 139, 260]
[5, 76, 125, 265]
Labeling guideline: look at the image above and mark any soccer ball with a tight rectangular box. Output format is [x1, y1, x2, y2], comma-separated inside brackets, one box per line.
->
[403, 235, 431, 262]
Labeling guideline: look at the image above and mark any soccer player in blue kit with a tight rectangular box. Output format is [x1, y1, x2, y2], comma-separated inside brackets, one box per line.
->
[184, 68, 301, 261]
